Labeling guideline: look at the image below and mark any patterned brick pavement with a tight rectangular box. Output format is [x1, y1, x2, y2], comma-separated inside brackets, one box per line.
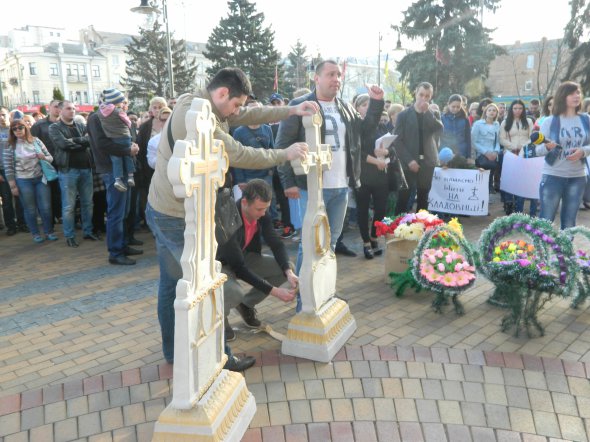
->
[1, 198, 590, 441]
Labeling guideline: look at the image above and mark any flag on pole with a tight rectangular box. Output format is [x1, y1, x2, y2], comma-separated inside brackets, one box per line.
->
[273, 65, 278, 92]
[384, 54, 389, 81]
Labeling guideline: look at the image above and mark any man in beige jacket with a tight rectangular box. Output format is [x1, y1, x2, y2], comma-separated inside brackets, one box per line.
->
[146, 67, 318, 371]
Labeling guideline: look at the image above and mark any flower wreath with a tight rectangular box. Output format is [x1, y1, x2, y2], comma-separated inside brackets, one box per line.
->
[564, 226, 590, 309]
[411, 224, 477, 315]
[477, 213, 577, 337]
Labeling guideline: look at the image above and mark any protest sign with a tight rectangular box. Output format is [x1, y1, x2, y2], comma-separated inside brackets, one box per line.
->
[499, 151, 544, 199]
[428, 167, 490, 215]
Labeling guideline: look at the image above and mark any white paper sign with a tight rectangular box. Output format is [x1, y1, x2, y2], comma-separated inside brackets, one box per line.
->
[499, 151, 544, 199]
[428, 167, 490, 215]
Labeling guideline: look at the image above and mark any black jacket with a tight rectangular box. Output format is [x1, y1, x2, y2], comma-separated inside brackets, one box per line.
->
[87, 112, 132, 174]
[31, 117, 59, 157]
[48, 120, 92, 170]
[135, 117, 155, 187]
[276, 91, 383, 190]
[392, 106, 443, 170]
[216, 199, 292, 294]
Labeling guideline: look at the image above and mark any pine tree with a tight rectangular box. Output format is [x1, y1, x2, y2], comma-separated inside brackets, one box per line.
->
[204, 0, 281, 99]
[394, 0, 505, 103]
[52, 87, 64, 101]
[123, 19, 196, 103]
[283, 40, 310, 98]
[564, 0, 590, 94]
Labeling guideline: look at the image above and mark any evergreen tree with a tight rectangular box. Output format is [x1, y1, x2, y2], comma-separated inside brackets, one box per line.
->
[283, 40, 310, 98]
[394, 0, 505, 103]
[564, 0, 590, 94]
[123, 19, 196, 103]
[52, 87, 64, 101]
[204, 0, 281, 99]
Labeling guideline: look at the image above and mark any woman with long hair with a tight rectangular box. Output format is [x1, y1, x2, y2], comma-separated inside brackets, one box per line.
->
[500, 99, 534, 215]
[472, 103, 501, 193]
[3, 119, 56, 242]
[537, 81, 590, 229]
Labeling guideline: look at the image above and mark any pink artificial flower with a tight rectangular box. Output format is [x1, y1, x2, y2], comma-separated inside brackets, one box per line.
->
[437, 263, 446, 272]
[435, 250, 444, 259]
[429, 255, 436, 264]
[441, 273, 458, 287]
[454, 263, 463, 272]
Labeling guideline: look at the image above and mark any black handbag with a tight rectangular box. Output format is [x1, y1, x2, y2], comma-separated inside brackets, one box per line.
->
[166, 118, 242, 245]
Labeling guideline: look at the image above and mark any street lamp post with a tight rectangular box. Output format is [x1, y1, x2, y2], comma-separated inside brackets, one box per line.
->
[378, 32, 382, 86]
[131, 0, 175, 98]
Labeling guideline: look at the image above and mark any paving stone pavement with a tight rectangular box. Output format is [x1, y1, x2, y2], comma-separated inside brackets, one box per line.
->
[1, 200, 590, 441]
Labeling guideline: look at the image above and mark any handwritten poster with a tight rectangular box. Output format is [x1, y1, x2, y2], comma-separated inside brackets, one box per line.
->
[428, 168, 490, 216]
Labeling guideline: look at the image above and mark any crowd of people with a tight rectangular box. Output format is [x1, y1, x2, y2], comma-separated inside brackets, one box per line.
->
[2, 63, 590, 371]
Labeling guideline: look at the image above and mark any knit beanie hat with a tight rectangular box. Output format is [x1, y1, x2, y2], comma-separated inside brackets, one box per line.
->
[102, 88, 125, 105]
[439, 147, 454, 165]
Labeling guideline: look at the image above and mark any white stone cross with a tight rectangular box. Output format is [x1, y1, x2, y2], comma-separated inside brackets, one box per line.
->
[167, 98, 229, 409]
[291, 114, 335, 312]
[282, 113, 357, 363]
[154, 98, 256, 441]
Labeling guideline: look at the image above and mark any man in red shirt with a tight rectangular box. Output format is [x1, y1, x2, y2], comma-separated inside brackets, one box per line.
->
[216, 179, 298, 341]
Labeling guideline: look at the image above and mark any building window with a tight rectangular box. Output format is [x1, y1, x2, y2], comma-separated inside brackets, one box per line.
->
[50, 63, 59, 76]
[80, 64, 87, 78]
[92, 65, 100, 78]
[83, 91, 88, 103]
[33, 91, 40, 103]
[57, 32, 61, 37]
[112, 55, 119, 66]
[29, 63, 37, 75]
[526, 55, 535, 70]
[71, 64, 79, 79]
[50, 32, 53, 36]
[524, 80, 533, 91]
[66, 64, 72, 76]
[76, 91, 82, 103]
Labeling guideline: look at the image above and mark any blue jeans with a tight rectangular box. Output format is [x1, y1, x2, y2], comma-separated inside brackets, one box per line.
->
[145, 203, 184, 363]
[15, 176, 53, 236]
[515, 197, 538, 217]
[110, 155, 136, 179]
[145, 203, 235, 363]
[59, 168, 94, 238]
[102, 172, 131, 258]
[539, 174, 586, 229]
[295, 187, 348, 312]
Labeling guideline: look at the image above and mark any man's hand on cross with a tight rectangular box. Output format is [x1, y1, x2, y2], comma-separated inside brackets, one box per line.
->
[285, 142, 309, 161]
[289, 101, 320, 117]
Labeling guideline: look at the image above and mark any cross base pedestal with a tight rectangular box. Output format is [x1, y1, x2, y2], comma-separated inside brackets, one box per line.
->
[281, 297, 357, 363]
[152, 370, 255, 442]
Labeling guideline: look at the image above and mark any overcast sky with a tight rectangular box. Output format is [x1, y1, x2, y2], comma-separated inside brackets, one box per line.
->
[1, 1, 572, 58]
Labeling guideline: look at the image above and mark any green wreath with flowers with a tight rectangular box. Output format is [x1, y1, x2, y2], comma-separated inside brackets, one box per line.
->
[564, 226, 590, 309]
[408, 224, 477, 315]
[477, 213, 577, 337]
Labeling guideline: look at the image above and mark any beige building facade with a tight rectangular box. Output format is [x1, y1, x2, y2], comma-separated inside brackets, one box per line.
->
[0, 25, 210, 109]
[486, 38, 570, 105]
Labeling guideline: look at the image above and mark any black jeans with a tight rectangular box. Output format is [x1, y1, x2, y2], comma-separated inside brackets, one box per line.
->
[395, 165, 435, 215]
[0, 169, 25, 229]
[357, 183, 388, 243]
[475, 154, 500, 191]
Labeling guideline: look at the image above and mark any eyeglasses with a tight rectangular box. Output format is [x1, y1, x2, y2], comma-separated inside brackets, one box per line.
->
[12, 126, 25, 131]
